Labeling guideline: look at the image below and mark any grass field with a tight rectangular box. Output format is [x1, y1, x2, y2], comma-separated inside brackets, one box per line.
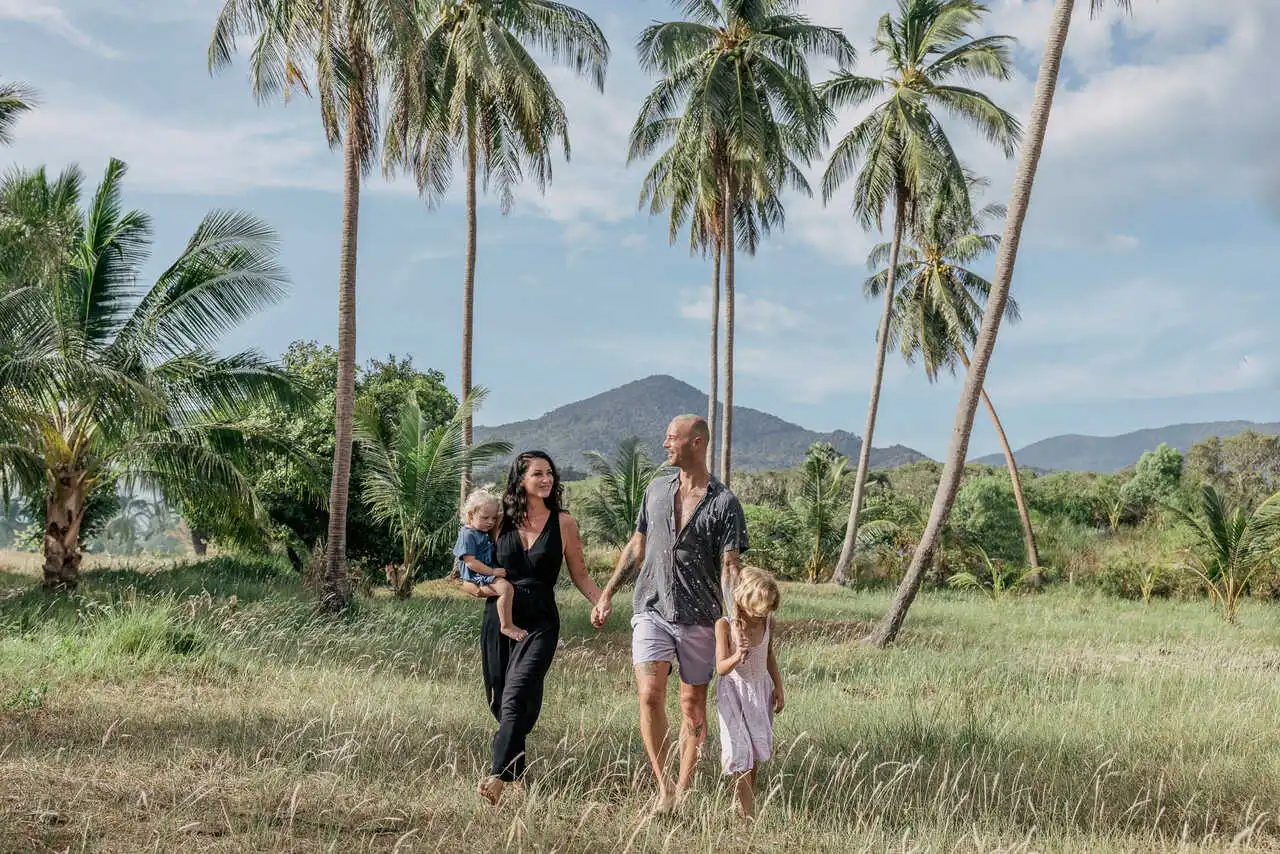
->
[2, 556, 1279, 853]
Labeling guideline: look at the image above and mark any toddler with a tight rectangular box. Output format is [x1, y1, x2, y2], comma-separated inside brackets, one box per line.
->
[454, 490, 526, 642]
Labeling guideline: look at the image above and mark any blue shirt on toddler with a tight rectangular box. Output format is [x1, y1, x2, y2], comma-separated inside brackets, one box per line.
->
[453, 525, 496, 585]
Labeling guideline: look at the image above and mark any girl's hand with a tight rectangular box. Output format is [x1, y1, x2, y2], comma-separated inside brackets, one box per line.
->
[772, 685, 785, 715]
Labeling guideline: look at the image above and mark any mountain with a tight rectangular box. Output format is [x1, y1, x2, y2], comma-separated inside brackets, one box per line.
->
[474, 375, 927, 478]
[973, 420, 1280, 473]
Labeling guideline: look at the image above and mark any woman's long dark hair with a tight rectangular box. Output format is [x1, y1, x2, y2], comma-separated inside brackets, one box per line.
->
[503, 450, 563, 527]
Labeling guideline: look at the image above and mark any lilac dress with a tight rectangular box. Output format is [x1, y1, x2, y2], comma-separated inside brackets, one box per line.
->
[717, 616, 775, 774]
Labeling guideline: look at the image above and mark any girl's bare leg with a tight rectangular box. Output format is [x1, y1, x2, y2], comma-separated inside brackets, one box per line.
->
[734, 768, 755, 819]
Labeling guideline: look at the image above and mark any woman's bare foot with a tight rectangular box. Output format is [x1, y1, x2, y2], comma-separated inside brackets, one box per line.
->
[477, 775, 504, 805]
[500, 625, 529, 642]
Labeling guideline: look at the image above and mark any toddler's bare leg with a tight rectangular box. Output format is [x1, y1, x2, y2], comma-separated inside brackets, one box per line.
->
[493, 579, 527, 642]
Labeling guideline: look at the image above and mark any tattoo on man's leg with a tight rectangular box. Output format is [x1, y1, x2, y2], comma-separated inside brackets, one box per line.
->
[636, 661, 667, 677]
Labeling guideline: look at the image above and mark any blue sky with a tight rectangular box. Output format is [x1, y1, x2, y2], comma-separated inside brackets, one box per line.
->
[2, 0, 1277, 459]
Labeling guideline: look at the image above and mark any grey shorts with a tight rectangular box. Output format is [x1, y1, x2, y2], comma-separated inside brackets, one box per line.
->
[631, 612, 716, 686]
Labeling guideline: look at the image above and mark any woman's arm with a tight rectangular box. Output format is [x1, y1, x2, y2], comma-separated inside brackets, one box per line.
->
[766, 618, 784, 714]
[561, 514, 602, 606]
[716, 618, 746, 676]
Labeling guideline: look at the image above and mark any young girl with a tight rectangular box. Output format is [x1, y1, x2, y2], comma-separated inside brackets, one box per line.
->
[454, 490, 527, 642]
[715, 567, 784, 819]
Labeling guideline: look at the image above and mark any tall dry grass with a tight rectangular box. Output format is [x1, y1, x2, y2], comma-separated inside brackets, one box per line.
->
[2, 558, 1279, 852]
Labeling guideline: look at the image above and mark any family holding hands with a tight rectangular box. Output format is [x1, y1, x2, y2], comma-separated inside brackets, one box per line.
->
[451, 415, 784, 818]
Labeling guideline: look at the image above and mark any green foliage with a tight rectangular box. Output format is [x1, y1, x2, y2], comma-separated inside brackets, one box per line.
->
[197, 341, 460, 574]
[1120, 444, 1184, 520]
[578, 438, 667, 548]
[1185, 431, 1280, 513]
[354, 389, 510, 596]
[1169, 485, 1280, 623]
[3, 682, 47, 711]
[952, 475, 1023, 563]
[1093, 548, 1172, 602]
[946, 547, 1036, 602]
[0, 159, 301, 577]
[741, 503, 806, 579]
[791, 443, 850, 582]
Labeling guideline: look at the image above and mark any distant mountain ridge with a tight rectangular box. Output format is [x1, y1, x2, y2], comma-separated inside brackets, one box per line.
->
[474, 374, 926, 476]
[973, 420, 1280, 473]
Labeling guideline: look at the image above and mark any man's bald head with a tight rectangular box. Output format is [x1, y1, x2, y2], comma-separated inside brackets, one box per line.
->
[665, 415, 710, 472]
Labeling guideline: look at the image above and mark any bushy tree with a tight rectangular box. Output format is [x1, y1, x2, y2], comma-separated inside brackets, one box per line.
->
[952, 475, 1023, 564]
[1120, 444, 1183, 521]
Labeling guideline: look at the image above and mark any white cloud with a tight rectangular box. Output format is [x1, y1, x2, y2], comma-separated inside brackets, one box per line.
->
[677, 290, 808, 337]
[1004, 278, 1191, 346]
[5, 91, 336, 196]
[0, 0, 121, 58]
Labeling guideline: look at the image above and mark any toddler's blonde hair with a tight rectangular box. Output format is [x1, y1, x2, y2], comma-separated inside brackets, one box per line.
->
[461, 488, 501, 525]
[733, 567, 780, 619]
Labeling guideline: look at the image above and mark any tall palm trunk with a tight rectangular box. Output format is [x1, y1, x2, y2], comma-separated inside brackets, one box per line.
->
[719, 178, 736, 487]
[957, 349, 1039, 568]
[42, 465, 88, 590]
[866, 0, 1073, 647]
[460, 105, 478, 502]
[833, 192, 906, 585]
[706, 237, 721, 473]
[322, 96, 364, 614]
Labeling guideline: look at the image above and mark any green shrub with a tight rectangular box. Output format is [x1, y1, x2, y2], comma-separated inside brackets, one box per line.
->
[952, 475, 1023, 563]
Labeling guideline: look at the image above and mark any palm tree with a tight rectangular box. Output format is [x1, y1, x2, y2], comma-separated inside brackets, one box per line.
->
[355, 388, 510, 598]
[1169, 485, 1280, 624]
[210, 0, 398, 612]
[822, 0, 1021, 586]
[579, 437, 667, 548]
[867, 0, 1135, 649]
[868, 178, 1039, 568]
[790, 443, 849, 583]
[0, 160, 299, 589]
[383, 0, 609, 499]
[630, 0, 855, 487]
[0, 81, 35, 145]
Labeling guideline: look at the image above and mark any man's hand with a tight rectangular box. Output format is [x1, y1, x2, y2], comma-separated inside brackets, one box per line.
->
[591, 595, 613, 629]
[731, 619, 750, 661]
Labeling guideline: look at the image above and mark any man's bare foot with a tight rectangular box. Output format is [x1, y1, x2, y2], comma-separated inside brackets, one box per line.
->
[500, 625, 529, 642]
[477, 775, 504, 805]
[649, 780, 678, 816]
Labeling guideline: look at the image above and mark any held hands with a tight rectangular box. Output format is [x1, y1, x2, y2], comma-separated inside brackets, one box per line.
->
[590, 595, 612, 629]
[731, 619, 751, 663]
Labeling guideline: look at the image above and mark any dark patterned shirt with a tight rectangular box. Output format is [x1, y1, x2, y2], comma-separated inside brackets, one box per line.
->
[632, 473, 749, 626]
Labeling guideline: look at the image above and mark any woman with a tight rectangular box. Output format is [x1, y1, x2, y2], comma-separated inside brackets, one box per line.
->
[477, 450, 603, 804]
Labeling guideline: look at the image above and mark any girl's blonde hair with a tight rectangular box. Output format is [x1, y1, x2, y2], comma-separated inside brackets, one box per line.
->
[461, 488, 501, 524]
[733, 567, 780, 618]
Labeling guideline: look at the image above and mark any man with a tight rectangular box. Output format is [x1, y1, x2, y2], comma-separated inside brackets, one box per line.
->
[591, 414, 748, 812]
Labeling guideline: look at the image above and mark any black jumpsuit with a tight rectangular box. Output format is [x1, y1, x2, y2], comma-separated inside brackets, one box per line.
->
[481, 509, 562, 781]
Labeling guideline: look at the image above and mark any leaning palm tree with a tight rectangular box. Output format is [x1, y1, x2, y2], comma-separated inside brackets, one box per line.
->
[210, 0, 399, 612]
[383, 0, 609, 499]
[869, 178, 1039, 568]
[0, 81, 35, 145]
[0, 159, 299, 589]
[867, 0, 1136, 648]
[630, 0, 855, 486]
[579, 437, 667, 548]
[823, 0, 1021, 586]
[355, 388, 510, 599]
